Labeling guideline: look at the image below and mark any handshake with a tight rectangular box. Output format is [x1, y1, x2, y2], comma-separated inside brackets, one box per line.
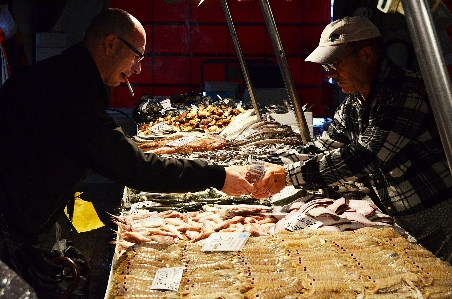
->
[221, 162, 287, 199]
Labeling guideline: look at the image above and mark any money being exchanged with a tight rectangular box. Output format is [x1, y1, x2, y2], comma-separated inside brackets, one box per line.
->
[245, 160, 266, 183]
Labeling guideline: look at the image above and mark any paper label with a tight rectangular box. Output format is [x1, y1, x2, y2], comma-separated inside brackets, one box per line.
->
[151, 266, 185, 291]
[142, 100, 149, 110]
[283, 213, 323, 232]
[166, 136, 198, 147]
[201, 232, 250, 252]
[150, 122, 173, 133]
[160, 99, 172, 110]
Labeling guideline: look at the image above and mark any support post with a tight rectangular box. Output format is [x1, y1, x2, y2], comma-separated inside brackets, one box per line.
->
[258, 0, 311, 143]
[402, 0, 452, 173]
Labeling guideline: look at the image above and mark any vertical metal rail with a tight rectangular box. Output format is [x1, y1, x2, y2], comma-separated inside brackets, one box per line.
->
[402, 0, 452, 173]
[220, 0, 261, 121]
[258, 0, 311, 143]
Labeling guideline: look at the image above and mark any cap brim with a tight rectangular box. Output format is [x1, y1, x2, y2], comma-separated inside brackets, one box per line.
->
[305, 44, 347, 64]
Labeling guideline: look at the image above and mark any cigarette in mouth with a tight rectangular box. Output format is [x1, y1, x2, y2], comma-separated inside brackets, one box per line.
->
[124, 76, 134, 97]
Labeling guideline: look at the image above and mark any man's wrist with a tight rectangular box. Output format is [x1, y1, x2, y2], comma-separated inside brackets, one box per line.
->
[284, 168, 292, 186]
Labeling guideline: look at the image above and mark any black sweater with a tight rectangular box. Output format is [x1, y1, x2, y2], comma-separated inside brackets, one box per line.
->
[0, 42, 225, 239]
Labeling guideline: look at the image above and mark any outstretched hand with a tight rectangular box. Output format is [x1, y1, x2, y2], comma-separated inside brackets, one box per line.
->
[221, 165, 256, 196]
[252, 163, 286, 199]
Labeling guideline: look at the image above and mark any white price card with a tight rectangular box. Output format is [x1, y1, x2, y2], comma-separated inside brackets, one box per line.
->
[150, 122, 173, 133]
[201, 232, 250, 252]
[160, 99, 172, 110]
[283, 213, 323, 232]
[151, 266, 185, 291]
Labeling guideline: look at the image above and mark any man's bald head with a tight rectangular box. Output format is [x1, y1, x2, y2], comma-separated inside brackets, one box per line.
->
[83, 8, 141, 47]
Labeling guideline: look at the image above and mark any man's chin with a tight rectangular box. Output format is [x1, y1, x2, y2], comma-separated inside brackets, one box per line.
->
[340, 85, 355, 95]
[105, 81, 121, 87]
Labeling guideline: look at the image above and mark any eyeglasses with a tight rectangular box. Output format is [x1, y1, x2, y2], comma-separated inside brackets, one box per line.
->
[321, 48, 361, 72]
[117, 36, 144, 62]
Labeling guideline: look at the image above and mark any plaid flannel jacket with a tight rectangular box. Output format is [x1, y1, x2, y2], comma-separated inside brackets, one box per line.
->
[268, 56, 452, 216]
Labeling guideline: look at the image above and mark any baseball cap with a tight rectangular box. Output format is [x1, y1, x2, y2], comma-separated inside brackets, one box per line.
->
[305, 16, 381, 64]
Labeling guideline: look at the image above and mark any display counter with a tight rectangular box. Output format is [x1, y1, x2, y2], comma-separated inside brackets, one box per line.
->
[103, 106, 452, 298]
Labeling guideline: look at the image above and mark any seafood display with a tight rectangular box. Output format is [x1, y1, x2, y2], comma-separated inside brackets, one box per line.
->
[106, 103, 452, 298]
[111, 195, 403, 255]
[106, 227, 452, 298]
[121, 187, 270, 212]
[132, 113, 302, 164]
[227, 120, 302, 147]
[158, 142, 294, 166]
[134, 132, 227, 154]
[138, 104, 245, 134]
[274, 197, 396, 233]
[110, 206, 278, 256]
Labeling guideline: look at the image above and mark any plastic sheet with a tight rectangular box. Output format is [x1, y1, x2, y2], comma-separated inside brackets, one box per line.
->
[0, 259, 38, 299]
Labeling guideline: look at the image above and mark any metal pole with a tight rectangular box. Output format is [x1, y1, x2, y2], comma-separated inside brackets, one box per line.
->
[220, 0, 261, 121]
[401, 0, 452, 173]
[258, 0, 311, 143]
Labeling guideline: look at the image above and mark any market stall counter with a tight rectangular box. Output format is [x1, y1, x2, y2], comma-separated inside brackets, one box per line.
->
[103, 101, 452, 298]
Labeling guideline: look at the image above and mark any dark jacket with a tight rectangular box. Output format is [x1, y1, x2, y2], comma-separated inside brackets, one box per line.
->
[0, 42, 225, 240]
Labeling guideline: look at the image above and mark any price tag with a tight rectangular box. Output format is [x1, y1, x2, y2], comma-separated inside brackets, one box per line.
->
[160, 99, 172, 110]
[201, 232, 250, 252]
[150, 122, 173, 133]
[283, 213, 323, 232]
[142, 100, 149, 110]
[151, 266, 185, 291]
[166, 136, 198, 147]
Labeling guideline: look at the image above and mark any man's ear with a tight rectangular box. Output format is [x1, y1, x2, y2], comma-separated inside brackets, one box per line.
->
[103, 34, 118, 55]
[360, 46, 374, 63]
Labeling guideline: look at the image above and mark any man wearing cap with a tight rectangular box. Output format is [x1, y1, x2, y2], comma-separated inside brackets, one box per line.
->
[255, 16, 452, 263]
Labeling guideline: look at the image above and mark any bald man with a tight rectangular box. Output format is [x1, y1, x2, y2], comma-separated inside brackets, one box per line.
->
[0, 8, 256, 297]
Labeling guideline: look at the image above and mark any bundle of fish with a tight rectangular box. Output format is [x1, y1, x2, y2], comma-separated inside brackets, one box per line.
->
[219, 109, 303, 146]
[274, 196, 396, 233]
[121, 187, 267, 210]
[134, 132, 227, 154]
[157, 142, 295, 166]
[111, 206, 277, 256]
[106, 227, 452, 298]
[227, 121, 302, 147]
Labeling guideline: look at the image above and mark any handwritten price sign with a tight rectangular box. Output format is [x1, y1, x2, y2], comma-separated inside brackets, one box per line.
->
[151, 266, 185, 291]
